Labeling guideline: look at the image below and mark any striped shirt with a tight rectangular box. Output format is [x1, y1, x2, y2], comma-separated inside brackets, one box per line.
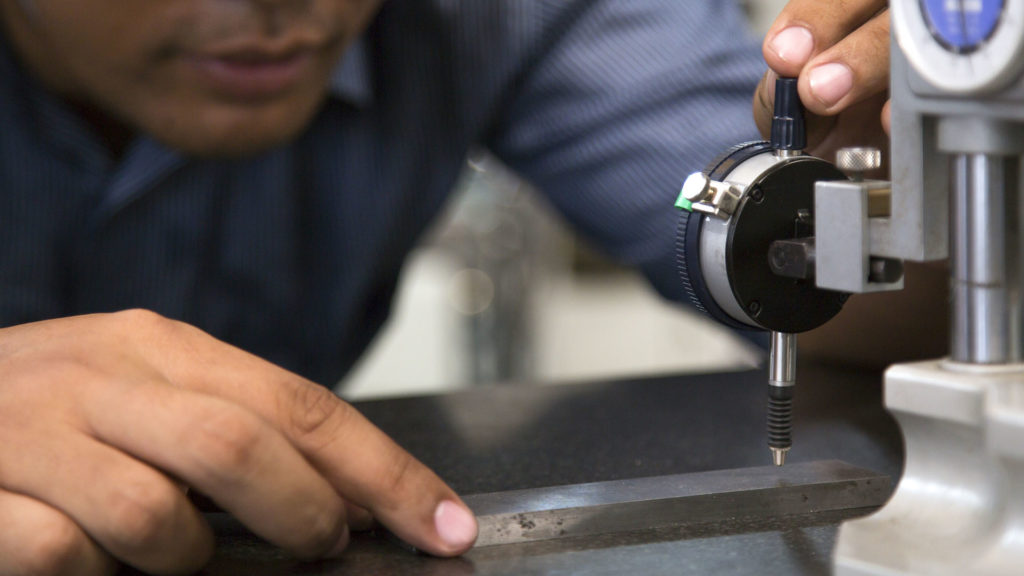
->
[0, 0, 764, 385]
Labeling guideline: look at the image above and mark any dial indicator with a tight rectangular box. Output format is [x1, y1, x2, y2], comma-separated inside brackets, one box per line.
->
[921, 0, 1004, 53]
[894, 0, 1023, 93]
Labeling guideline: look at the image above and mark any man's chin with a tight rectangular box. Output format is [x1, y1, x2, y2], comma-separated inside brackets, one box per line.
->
[139, 95, 324, 158]
[169, 131, 301, 159]
[154, 117, 313, 158]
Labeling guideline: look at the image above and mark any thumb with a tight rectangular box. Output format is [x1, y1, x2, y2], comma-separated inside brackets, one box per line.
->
[753, 69, 838, 152]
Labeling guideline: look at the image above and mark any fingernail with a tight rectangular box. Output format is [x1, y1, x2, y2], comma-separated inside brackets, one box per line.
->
[808, 62, 854, 108]
[325, 525, 351, 559]
[434, 500, 477, 550]
[769, 27, 814, 65]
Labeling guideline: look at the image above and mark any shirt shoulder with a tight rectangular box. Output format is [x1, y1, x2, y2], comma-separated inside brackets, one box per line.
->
[331, 0, 614, 128]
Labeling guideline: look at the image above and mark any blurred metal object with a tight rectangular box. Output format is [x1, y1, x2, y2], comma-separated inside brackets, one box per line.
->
[465, 460, 890, 547]
[438, 151, 558, 385]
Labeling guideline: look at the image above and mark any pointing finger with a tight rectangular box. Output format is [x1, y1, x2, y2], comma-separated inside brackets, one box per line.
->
[108, 311, 476, 557]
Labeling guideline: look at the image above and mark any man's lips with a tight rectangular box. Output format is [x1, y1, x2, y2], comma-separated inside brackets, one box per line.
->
[186, 46, 317, 101]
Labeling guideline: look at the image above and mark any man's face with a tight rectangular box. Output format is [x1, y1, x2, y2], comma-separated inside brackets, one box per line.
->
[1, 0, 383, 156]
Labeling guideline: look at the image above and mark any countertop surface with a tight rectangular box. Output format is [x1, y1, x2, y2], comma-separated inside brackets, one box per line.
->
[181, 361, 903, 575]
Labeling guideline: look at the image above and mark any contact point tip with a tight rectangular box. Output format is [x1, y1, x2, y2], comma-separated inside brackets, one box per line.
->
[770, 447, 789, 467]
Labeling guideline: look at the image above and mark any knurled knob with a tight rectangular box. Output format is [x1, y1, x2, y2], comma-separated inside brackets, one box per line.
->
[836, 147, 882, 174]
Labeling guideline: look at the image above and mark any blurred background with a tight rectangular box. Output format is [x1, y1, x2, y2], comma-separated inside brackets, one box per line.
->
[339, 0, 788, 399]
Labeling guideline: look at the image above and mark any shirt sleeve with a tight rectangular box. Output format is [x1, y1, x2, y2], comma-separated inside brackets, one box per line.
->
[483, 0, 766, 303]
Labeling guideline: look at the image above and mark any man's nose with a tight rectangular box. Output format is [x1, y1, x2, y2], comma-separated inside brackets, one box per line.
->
[246, 0, 315, 35]
[250, 0, 313, 9]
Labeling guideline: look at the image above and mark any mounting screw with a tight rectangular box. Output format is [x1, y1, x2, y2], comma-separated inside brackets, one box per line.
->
[678, 172, 741, 219]
[680, 173, 713, 204]
[868, 257, 904, 284]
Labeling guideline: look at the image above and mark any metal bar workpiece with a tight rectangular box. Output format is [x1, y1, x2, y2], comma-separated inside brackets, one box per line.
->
[463, 460, 890, 547]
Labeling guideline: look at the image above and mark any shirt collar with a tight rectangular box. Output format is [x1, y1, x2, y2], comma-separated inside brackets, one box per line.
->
[328, 36, 374, 109]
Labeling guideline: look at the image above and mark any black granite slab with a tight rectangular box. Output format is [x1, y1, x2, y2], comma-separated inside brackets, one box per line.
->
[354, 360, 902, 492]
[136, 361, 905, 575]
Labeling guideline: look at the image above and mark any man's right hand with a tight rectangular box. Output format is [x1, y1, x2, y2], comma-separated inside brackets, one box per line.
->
[754, 0, 891, 164]
[0, 310, 477, 576]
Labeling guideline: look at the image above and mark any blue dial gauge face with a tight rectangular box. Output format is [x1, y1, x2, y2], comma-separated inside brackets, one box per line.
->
[921, 0, 1005, 53]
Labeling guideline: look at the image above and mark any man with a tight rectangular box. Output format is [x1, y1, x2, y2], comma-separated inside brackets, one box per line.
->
[0, 0, 891, 574]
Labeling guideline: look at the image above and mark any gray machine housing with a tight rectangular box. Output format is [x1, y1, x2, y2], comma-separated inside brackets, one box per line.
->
[832, 12, 1024, 575]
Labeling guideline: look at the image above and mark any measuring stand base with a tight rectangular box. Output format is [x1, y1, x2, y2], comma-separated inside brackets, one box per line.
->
[834, 360, 1024, 575]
